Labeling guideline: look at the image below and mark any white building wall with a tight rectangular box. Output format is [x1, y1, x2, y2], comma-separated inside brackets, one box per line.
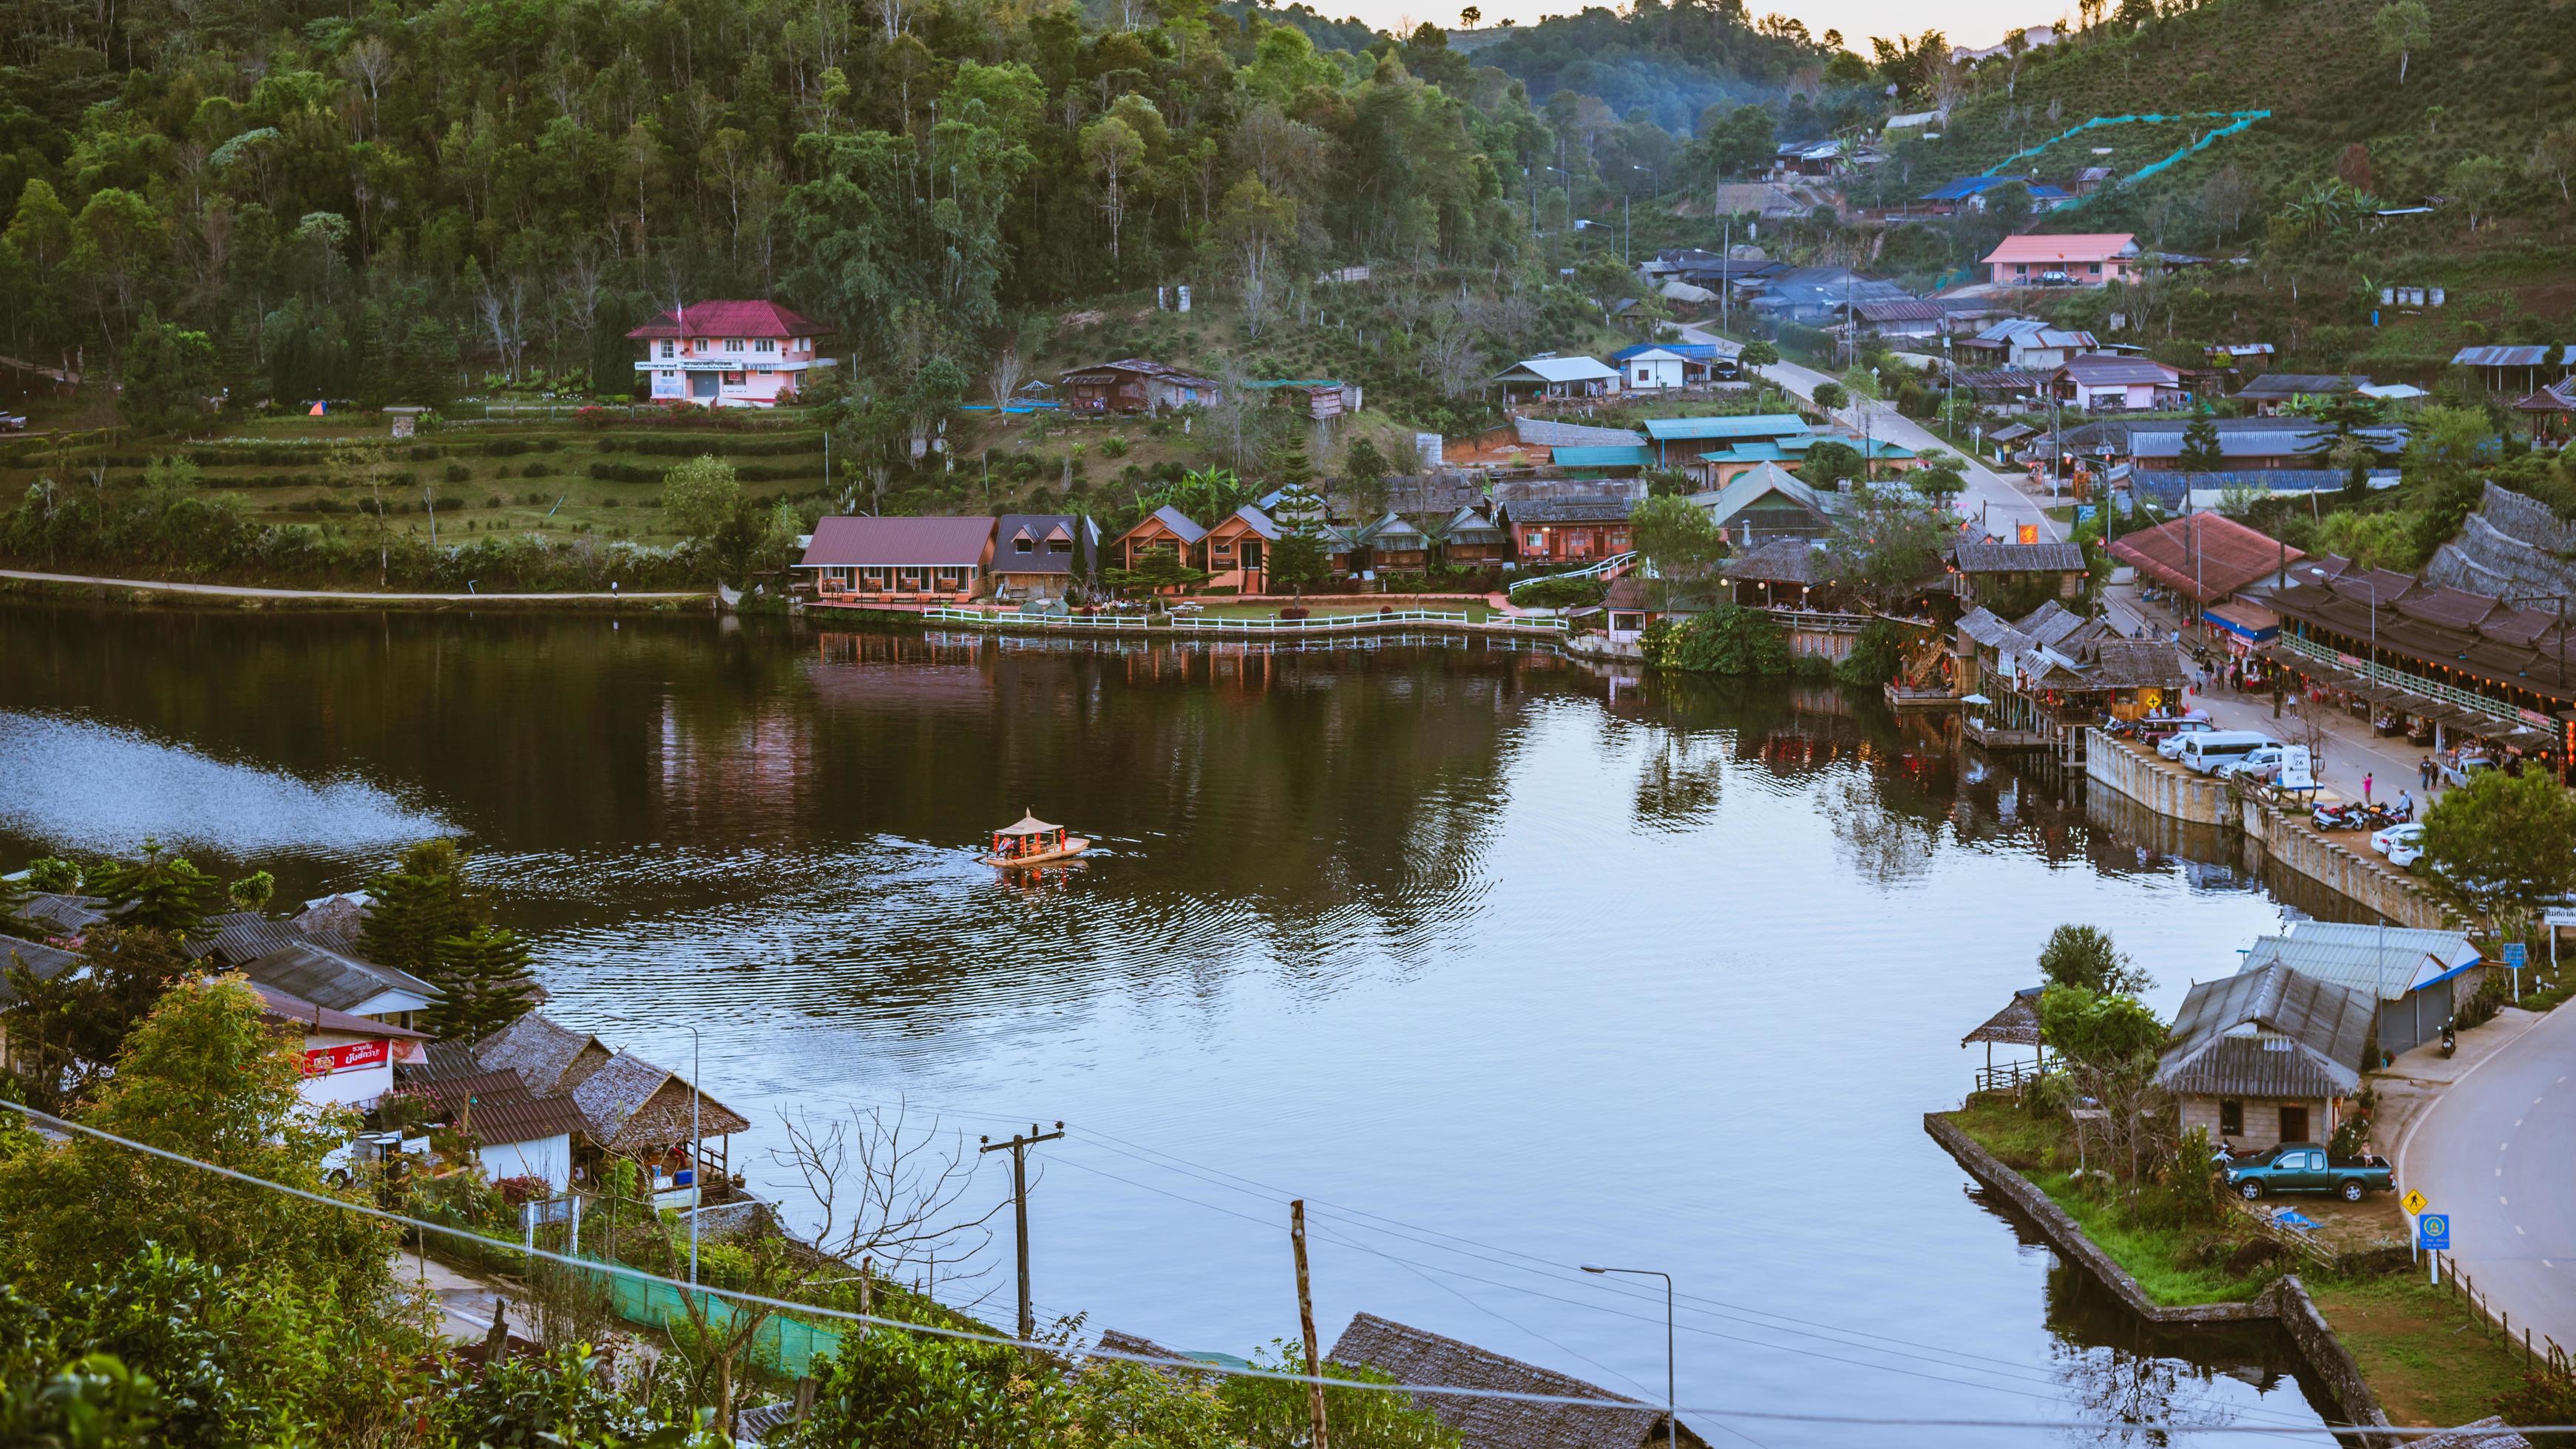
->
[479, 1133, 574, 1192]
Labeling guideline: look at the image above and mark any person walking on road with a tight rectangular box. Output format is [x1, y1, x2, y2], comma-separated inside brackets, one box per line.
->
[2396, 789, 2414, 822]
[2420, 756, 2436, 793]
[2362, 770, 2373, 803]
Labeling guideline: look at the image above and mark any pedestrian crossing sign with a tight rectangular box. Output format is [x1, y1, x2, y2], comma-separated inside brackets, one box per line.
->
[2402, 1188, 2427, 1217]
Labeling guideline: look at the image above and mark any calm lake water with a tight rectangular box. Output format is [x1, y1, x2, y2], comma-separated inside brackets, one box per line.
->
[0, 603, 2357, 1446]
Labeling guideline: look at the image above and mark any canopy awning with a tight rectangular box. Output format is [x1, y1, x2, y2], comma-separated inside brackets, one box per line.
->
[996, 812, 1062, 836]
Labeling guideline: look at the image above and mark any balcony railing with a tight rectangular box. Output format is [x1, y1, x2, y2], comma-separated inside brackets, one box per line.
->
[2277, 632, 2535, 728]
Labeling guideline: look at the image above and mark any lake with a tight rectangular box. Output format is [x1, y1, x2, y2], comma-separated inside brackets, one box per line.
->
[0, 602, 2352, 1446]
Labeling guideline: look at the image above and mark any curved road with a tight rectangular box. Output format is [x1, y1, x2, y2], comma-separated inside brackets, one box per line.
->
[1672, 322, 2062, 545]
[0, 567, 707, 604]
[2403, 1000, 2576, 1351]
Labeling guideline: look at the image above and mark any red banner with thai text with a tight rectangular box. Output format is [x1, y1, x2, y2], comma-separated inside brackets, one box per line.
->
[304, 1039, 390, 1076]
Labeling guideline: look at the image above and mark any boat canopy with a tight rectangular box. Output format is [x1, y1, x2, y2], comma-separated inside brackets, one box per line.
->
[996, 812, 1061, 837]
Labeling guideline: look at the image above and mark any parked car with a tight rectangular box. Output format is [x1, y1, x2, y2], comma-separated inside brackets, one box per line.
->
[2214, 745, 2291, 781]
[2372, 821, 2425, 867]
[2038, 270, 2075, 286]
[2223, 1143, 2393, 1201]
[2150, 716, 2218, 758]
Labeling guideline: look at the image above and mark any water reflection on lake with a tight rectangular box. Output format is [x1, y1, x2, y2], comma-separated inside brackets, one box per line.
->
[0, 603, 2349, 1446]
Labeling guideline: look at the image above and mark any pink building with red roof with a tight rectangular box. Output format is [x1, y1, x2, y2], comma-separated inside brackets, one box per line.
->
[627, 299, 837, 407]
[1981, 233, 2141, 288]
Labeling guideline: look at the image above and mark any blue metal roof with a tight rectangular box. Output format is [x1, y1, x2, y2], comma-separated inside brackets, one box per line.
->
[1611, 342, 1722, 362]
[1550, 445, 1651, 469]
[1641, 413, 1810, 441]
[1920, 174, 2034, 201]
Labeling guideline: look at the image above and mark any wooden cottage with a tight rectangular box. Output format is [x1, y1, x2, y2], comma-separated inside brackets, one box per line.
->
[1364, 512, 1431, 573]
[991, 514, 1097, 603]
[796, 516, 999, 602]
[1108, 506, 1210, 577]
[1437, 505, 1514, 568]
[1950, 540, 2089, 608]
[1060, 359, 1224, 413]
[393, 1065, 592, 1193]
[475, 1011, 616, 1097]
[1687, 462, 1840, 549]
[1503, 498, 1634, 565]
[1201, 505, 1281, 593]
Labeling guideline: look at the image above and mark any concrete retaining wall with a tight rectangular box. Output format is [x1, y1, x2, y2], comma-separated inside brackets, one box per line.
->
[2084, 731, 2231, 825]
[2083, 729, 2449, 928]
[1926, 1113, 2401, 1445]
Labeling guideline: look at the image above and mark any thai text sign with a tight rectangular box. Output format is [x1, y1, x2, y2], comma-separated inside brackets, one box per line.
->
[304, 1039, 390, 1076]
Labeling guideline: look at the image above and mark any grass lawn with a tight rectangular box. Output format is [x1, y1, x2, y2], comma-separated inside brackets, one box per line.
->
[1946, 1100, 2267, 1306]
[2305, 1274, 2533, 1428]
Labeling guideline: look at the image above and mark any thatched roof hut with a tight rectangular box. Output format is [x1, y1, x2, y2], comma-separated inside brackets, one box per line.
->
[1962, 986, 2044, 1048]
[569, 1050, 752, 1156]
[1327, 1312, 1709, 1449]
[476, 1012, 615, 1096]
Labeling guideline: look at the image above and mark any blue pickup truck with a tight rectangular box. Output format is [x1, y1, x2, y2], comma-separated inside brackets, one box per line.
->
[2222, 1143, 2394, 1201]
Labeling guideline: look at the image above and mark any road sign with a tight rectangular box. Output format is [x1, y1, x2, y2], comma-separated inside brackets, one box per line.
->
[2402, 1188, 2427, 1216]
[2504, 943, 2528, 968]
[2419, 1213, 2450, 1250]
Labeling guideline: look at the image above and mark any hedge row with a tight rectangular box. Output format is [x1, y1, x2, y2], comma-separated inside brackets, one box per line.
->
[586, 460, 812, 483]
[611, 432, 824, 457]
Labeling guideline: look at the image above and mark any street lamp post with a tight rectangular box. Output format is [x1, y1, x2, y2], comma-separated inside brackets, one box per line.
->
[680, 1022, 702, 1286]
[1581, 1265, 1675, 1449]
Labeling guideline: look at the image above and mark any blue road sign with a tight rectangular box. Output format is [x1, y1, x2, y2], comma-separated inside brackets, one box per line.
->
[2420, 1214, 2451, 1251]
[2077, 506, 2098, 523]
[2504, 943, 2528, 969]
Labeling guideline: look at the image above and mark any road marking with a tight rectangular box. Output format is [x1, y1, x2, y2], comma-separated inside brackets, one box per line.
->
[2518, 1225, 2526, 1235]
[2496, 1167, 2504, 1176]
[2516, 1119, 2524, 1127]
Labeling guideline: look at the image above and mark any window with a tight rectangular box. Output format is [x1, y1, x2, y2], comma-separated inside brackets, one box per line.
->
[2219, 1100, 2243, 1136]
[1047, 538, 1073, 555]
[660, 341, 674, 359]
[725, 338, 744, 351]
[2087, 262, 2102, 275]
[756, 339, 777, 353]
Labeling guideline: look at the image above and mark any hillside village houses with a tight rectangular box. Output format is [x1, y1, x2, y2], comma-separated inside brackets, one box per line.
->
[1982, 233, 2144, 287]
[628, 300, 835, 408]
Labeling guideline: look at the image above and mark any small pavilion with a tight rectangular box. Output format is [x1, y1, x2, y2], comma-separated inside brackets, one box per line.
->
[1962, 985, 2047, 1095]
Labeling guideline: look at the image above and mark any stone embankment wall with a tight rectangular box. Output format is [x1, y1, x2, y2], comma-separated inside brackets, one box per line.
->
[2084, 730, 2447, 928]
[1925, 1113, 2399, 1447]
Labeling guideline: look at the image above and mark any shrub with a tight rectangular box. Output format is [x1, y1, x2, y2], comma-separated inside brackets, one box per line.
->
[441, 462, 471, 483]
[1641, 604, 1794, 675]
[523, 461, 551, 478]
[1511, 574, 1607, 609]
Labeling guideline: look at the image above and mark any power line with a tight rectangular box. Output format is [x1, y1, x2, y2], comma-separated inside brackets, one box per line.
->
[1054, 1131, 2323, 1425]
[4, 1099, 2548, 1445]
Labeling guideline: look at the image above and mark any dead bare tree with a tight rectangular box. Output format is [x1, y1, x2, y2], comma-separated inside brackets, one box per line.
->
[987, 346, 1025, 407]
[641, 1099, 1006, 1436]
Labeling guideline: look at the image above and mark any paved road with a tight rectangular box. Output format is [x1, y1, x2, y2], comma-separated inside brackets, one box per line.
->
[0, 567, 706, 604]
[2402, 998, 2576, 1354]
[1672, 322, 2061, 545]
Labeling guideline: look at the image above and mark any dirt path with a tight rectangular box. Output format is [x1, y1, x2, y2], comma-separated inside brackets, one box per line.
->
[0, 567, 708, 605]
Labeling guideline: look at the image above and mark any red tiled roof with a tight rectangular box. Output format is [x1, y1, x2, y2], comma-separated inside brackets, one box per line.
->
[797, 516, 997, 569]
[2105, 513, 2298, 603]
[626, 300, 832, 340]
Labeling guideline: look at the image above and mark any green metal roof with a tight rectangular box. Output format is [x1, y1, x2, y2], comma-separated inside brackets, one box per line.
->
[1550, 445, 1651, 468]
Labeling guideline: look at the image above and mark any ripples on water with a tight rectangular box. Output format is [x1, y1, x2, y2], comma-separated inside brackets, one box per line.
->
[0, 709, 448, 858]
[0, 607, 2345, 1447]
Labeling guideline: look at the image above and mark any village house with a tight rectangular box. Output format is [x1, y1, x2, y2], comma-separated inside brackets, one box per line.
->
[251, 982, 427, 1110]
[1610, 341, 1736, 387]
[1982, 233, 2142, 288]
[627, 301, 835, 408]
[2050, 354, 2183, 413]
[1721, 537, 1840, 611]
[475, 1013, 617, 1098]
[393, 1062, 592, 1193]
[1200, 505, 1280, 592]
[1108, 506, 1210, 576]
[1616, 346, 1692, 392]
[2241, 923, 2487, 1062]
[237, 937, 442, 1033]
[1950, 540, 2089, 608]
[990, 514, 1097, 604]
[1640, 413, 1810, 469]
[1954, 319, 2099, 373]
[2105, 512, 2301, 663]
[1502, 497, 1634, 565]
[796, 516, 998, 601]
[1918, 174, 2074, 217]
[1362, 512, 1431, 573]
[1436, 505, 1515, 568]
[2448, 345, 2576, 398]
[1687, 461, 1841, 548]
[1328, 1312, 1712, 1449]
[1491, 355, 1621, 401]
[0, 932, 82, 1079]
[2231, 373, 2370, 416]
[1548, 444, 1652, 478]
[2156, 960, 2376, 1156]
[1060, 359, 1224, 413]
[1770, 137, 1845, 177]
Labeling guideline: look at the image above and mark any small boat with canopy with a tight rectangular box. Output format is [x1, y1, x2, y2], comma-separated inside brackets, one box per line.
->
[982, 810, 1090, 868]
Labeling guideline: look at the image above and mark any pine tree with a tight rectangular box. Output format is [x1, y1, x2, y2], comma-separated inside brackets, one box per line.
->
[87, 840, 226, 937]
[422, 926, 540, 1042]
[358, 839, 478, 977]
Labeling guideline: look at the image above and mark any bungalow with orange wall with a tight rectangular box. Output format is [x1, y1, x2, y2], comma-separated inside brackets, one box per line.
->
[1201, 505, 1281, 592]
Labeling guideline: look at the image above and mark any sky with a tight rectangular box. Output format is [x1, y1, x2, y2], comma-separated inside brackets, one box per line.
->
[1361, 0, 2052, 52]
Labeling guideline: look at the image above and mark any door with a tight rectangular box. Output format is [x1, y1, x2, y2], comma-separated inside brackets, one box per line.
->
[690, 372, 718, 399]
[2278, 1107, 2311, 1148]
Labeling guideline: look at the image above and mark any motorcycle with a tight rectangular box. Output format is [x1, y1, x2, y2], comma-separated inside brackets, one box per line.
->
[2311, 802, 2367, 831]
[2440, 1021, 2458, 1058]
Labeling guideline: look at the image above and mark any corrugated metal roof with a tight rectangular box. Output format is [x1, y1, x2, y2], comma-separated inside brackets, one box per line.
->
[1329, 1312, 1698, 1449]
[1954, 541, 2086, 574]
[2450, 345, 2554, 368]
[798, 515, 998, 569]
[1641, 414, 1810, 442]
[1497, 356, 1619, 384]
[1550, 446, 1651, 469]
[2158, 961, 2375, 1098]
[243, 940, 441, 1013]
[2243, 923, 2478, 1000]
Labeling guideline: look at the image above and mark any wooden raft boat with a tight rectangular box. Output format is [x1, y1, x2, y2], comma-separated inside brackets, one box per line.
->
[982, 810, 1091, 868]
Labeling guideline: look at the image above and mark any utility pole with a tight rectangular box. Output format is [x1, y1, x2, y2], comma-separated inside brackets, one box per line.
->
[1720, 216, 1732, 336]
[980, 1121, 1064, 1342]
[1291, 1201, 1330, 1449]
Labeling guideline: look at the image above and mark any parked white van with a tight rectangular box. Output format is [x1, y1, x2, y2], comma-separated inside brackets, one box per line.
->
[2178, 731, 2282, 775]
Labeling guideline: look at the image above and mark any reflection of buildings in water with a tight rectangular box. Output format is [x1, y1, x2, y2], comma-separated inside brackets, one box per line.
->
[653, 698, 815, 832]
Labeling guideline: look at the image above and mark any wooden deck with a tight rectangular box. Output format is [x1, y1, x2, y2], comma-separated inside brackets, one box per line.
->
[1963, 720, 2053, 750]
[1883, 685, 1962, 713]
